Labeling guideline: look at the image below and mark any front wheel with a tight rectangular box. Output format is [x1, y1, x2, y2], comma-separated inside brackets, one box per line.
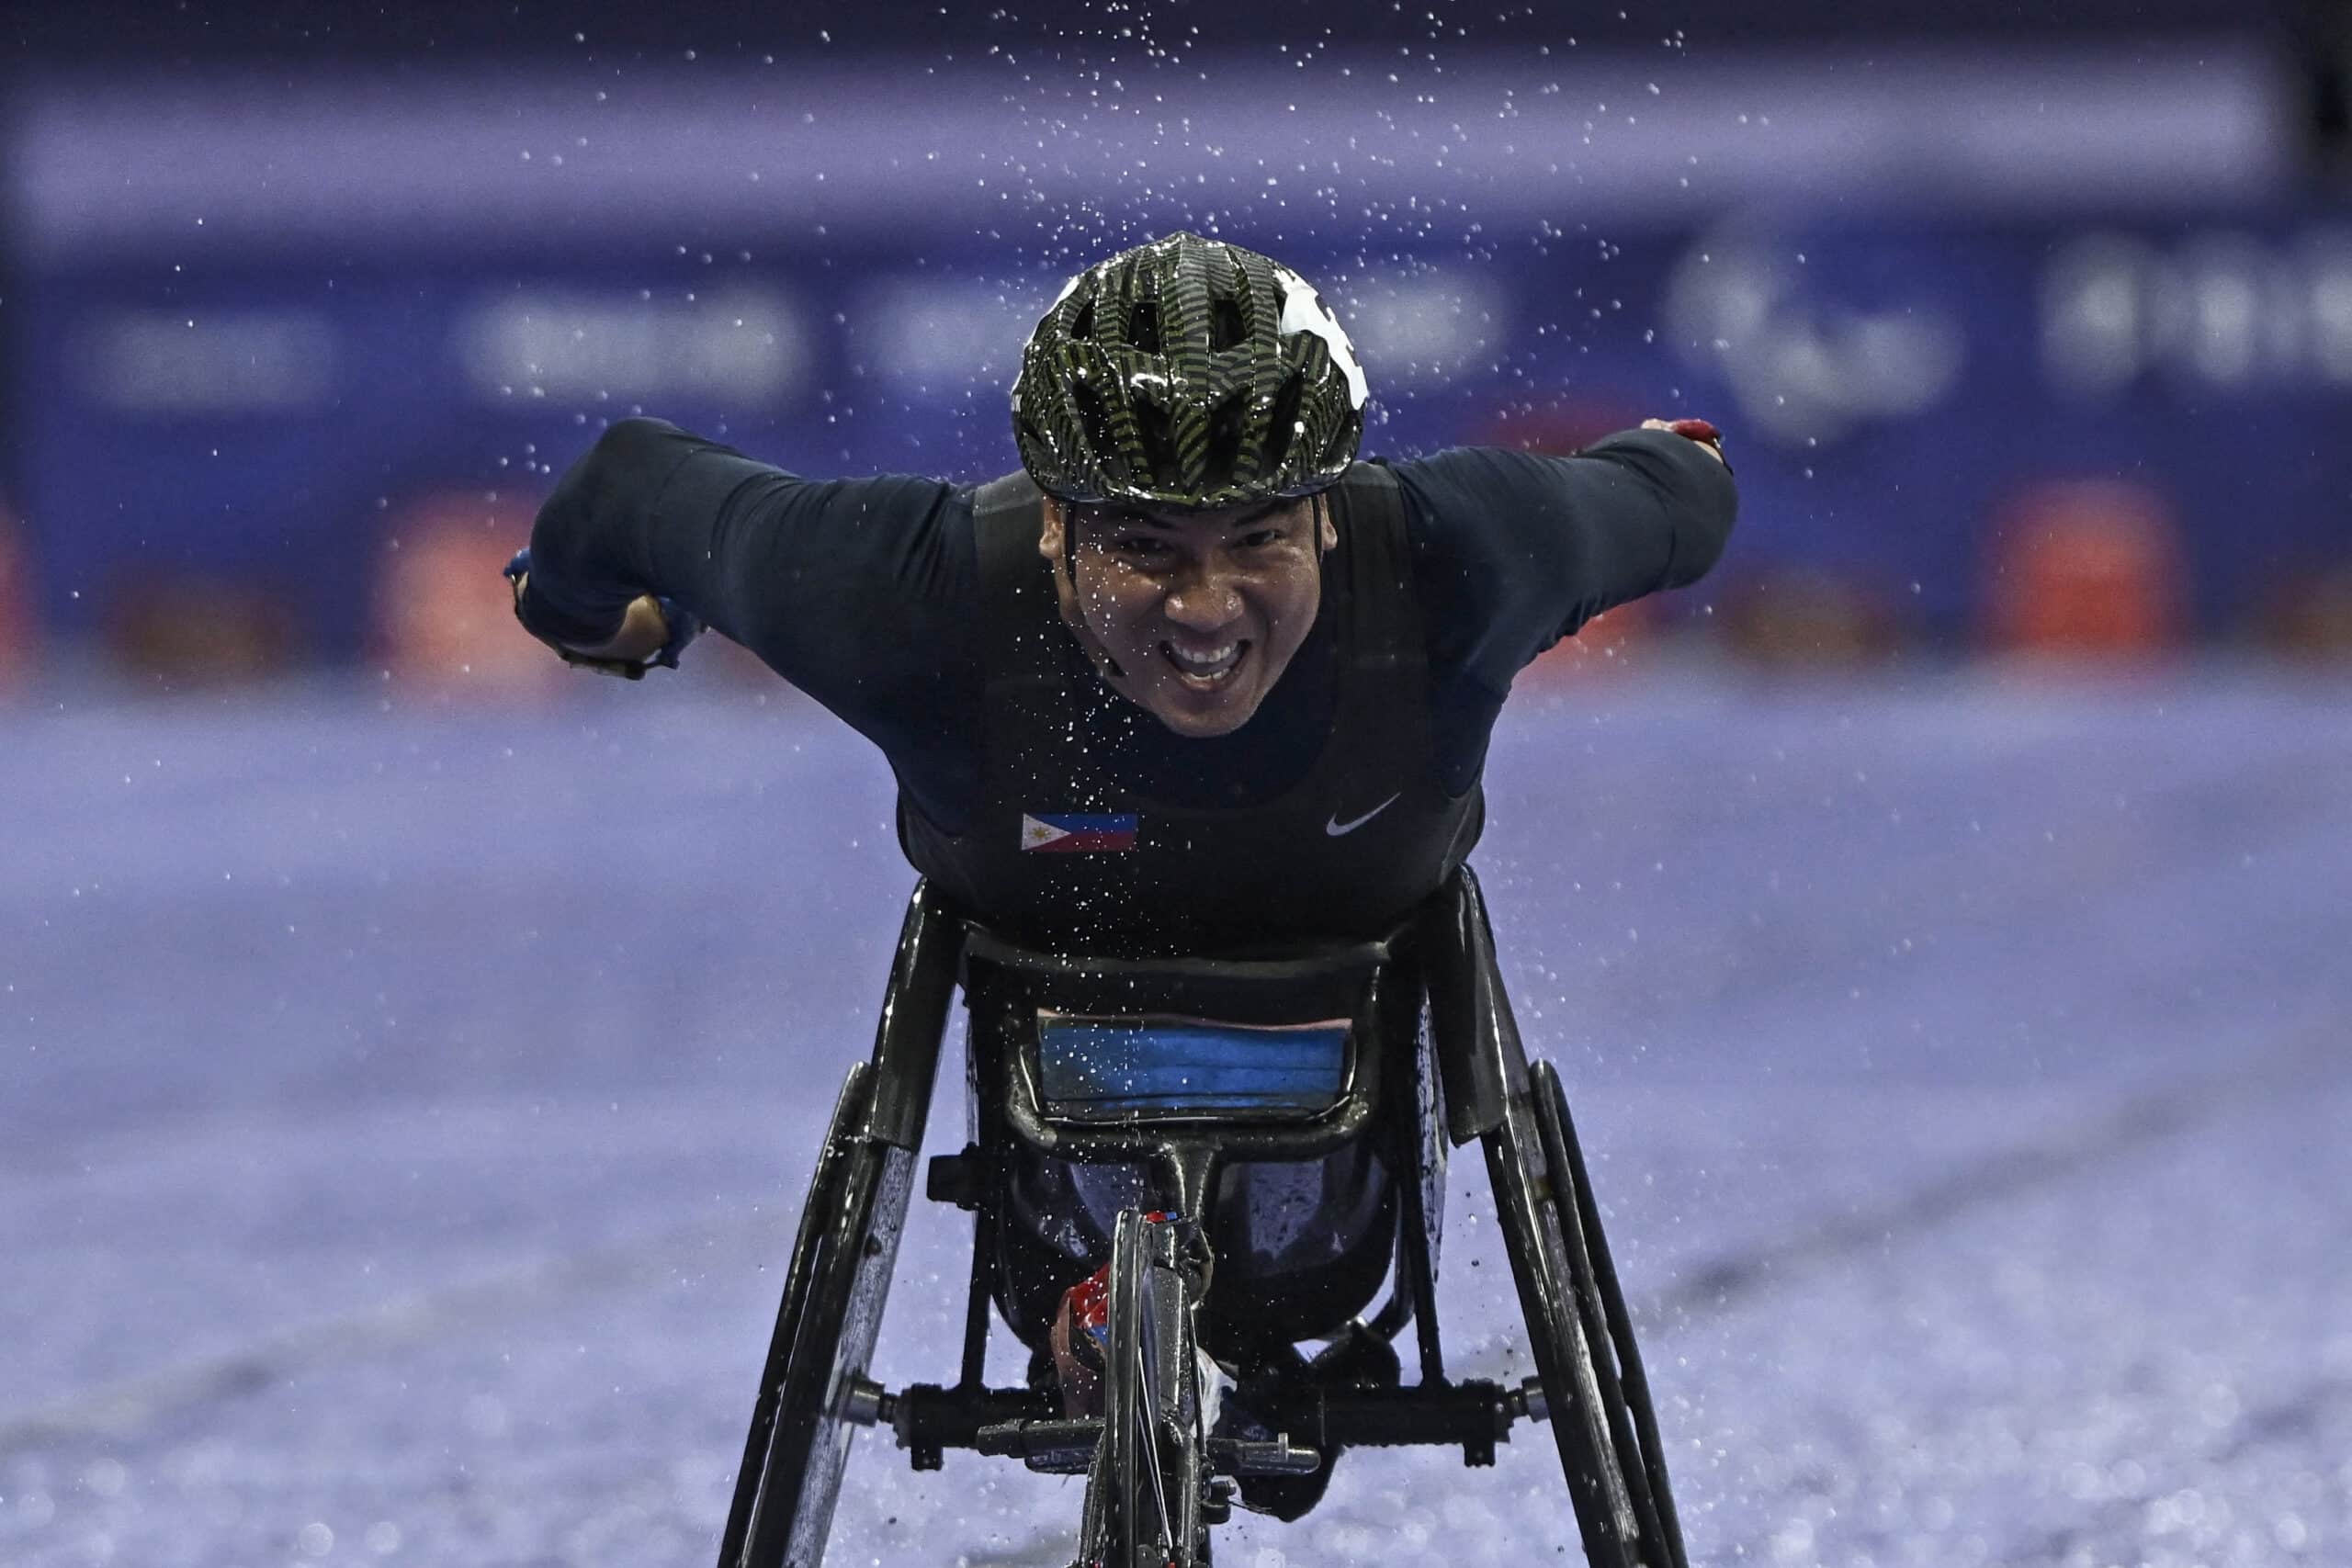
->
[1485, 1059, 1683, 1568]
[718, 1064, 917, 1568]
[1077, 1209, 1213, 1568]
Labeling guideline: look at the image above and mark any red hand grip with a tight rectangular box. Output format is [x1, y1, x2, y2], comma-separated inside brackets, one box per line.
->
[1666, 418, 1721, 444]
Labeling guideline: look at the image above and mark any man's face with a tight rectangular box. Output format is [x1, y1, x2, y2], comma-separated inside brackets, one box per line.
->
[1039, 493, 1337, 738]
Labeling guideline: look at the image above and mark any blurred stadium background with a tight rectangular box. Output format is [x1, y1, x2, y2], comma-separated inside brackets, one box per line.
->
[3, 0, 2348, 688]
[6, 5, 2351, 1567]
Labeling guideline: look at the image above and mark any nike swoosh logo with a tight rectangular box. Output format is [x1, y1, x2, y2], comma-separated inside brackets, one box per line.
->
[1326, 793, 1402, 837]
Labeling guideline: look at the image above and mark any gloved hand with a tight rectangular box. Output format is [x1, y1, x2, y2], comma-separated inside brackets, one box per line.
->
[503, 548, 704, 680]
[1643, 416, 1728, 466]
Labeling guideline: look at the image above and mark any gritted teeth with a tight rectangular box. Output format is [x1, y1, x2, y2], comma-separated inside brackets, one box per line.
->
[1160, 638, 1248, 680]
[1169, 640, 1238, 667]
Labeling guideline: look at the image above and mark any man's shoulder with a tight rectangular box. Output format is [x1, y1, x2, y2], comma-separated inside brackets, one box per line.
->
[1360, 448, 1531, 556]
[967, 470, 1043, 528]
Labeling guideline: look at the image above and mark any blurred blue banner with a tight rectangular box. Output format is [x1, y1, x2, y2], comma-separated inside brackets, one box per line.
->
[6, 44, 2333, 659]
[17, 207, 2340, 654]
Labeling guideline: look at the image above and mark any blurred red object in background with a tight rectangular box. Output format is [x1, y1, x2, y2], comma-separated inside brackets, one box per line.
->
[371, 491, 560, 695]
[1724, 567, 1906, 668]
[1523, 600, 1656, 682]
[2260, 558, 2352, 661]
[0, 498, 30, 692]
[104, 572, 298, 687]
[1984, 479, 2187, 659]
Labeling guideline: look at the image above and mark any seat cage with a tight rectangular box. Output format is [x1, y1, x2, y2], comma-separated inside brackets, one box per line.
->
[929, 870, 1532, 1392]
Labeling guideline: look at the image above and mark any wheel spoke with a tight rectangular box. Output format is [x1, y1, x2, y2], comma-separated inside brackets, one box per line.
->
[1136, 1304, 1174, 1555]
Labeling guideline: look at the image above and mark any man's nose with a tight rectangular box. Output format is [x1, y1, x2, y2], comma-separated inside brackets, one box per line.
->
[1163, 568, 1243, 630]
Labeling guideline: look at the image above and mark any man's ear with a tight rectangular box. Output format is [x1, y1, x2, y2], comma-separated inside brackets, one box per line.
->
[1038, 496, 1066, 564]
[1317, 495, 1338, 552]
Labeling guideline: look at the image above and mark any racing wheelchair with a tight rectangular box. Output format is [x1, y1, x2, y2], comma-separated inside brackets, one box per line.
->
[717, 866, 1690, 1568]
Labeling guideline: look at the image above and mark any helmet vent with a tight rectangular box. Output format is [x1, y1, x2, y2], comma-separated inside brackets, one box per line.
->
[1210, 296, 1247, 352]
[1202, 389, 1250, 491]
[1070, 299, 1096, 341]
[1262, 370, 1306, 475]
[1132, 397, 1179, 485]
[1069, 378, 1117, 478]
[1127, 300, 1162, 354]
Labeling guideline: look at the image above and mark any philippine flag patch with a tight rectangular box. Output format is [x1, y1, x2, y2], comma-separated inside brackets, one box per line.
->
[1020, 812, 1139, 853]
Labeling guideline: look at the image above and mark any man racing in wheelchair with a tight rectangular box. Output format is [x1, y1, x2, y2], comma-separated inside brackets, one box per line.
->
[506, 231, 1736, 1534]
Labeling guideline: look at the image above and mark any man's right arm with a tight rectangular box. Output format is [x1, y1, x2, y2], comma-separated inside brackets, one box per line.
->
[517, 417, 973, 723]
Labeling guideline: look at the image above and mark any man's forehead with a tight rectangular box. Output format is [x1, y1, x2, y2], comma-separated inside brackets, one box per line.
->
[1077, 497, 1305, 531]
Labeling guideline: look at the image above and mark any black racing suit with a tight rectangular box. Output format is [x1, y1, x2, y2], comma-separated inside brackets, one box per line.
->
[522, 416, 1736, 1344]
[522, 415, 1736, 931]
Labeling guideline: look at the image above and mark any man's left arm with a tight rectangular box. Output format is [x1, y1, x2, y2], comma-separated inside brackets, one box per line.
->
[1393, 423, 1737, 684]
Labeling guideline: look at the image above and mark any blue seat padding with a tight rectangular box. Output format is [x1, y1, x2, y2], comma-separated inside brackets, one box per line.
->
[1036, 1015, 1351, 1117]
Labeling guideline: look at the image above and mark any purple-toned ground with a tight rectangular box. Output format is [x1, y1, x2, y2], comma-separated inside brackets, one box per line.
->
[3, 665, 2346, 1567]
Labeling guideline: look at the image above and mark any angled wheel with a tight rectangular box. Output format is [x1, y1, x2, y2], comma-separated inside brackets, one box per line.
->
[718, 1064, 918, 1568]
[1484, 1060, 1683, 1568]
[1530, 1060, 1689, 1568]
[1078, 1209, 1212, 1568]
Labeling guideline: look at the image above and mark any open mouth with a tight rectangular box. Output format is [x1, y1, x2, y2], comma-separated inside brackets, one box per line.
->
[1160, 638, 1250, 690]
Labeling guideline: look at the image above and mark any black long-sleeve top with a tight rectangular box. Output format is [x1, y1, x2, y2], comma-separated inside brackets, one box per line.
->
[521, 419, 1737, 833]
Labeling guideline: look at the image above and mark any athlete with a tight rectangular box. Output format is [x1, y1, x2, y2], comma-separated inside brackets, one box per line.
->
[508, 231, 1733, 1508]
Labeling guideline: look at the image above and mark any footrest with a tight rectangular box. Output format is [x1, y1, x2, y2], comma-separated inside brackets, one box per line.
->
[1208, 1434, 1322, 1477]
[975, 1416, 1102, 1474]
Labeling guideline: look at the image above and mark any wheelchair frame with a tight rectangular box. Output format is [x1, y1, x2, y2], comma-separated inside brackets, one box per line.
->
[717, 866, 1690, 1568]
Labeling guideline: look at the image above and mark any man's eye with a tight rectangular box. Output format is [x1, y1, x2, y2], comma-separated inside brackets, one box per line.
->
[1112, 536, 1169, 557]
[1238, 529, 1281, 549]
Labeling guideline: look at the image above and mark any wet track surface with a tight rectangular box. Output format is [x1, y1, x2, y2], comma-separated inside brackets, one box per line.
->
[3, 667, 2346, 1566]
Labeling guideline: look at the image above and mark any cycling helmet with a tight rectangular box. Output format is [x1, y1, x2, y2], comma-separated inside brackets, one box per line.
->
[1012, 232, 1368, 510]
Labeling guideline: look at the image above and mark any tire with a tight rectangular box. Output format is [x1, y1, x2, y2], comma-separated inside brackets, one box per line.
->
[1484, 1063, 1669, 1568]
[1530, 1061, 1688, 1568]
[1079, 1209, 1212, 1568]
[718, 1064, 918, 1568]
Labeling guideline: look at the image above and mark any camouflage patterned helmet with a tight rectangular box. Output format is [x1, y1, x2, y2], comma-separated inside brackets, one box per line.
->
[1012, 232, 1368, 509]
